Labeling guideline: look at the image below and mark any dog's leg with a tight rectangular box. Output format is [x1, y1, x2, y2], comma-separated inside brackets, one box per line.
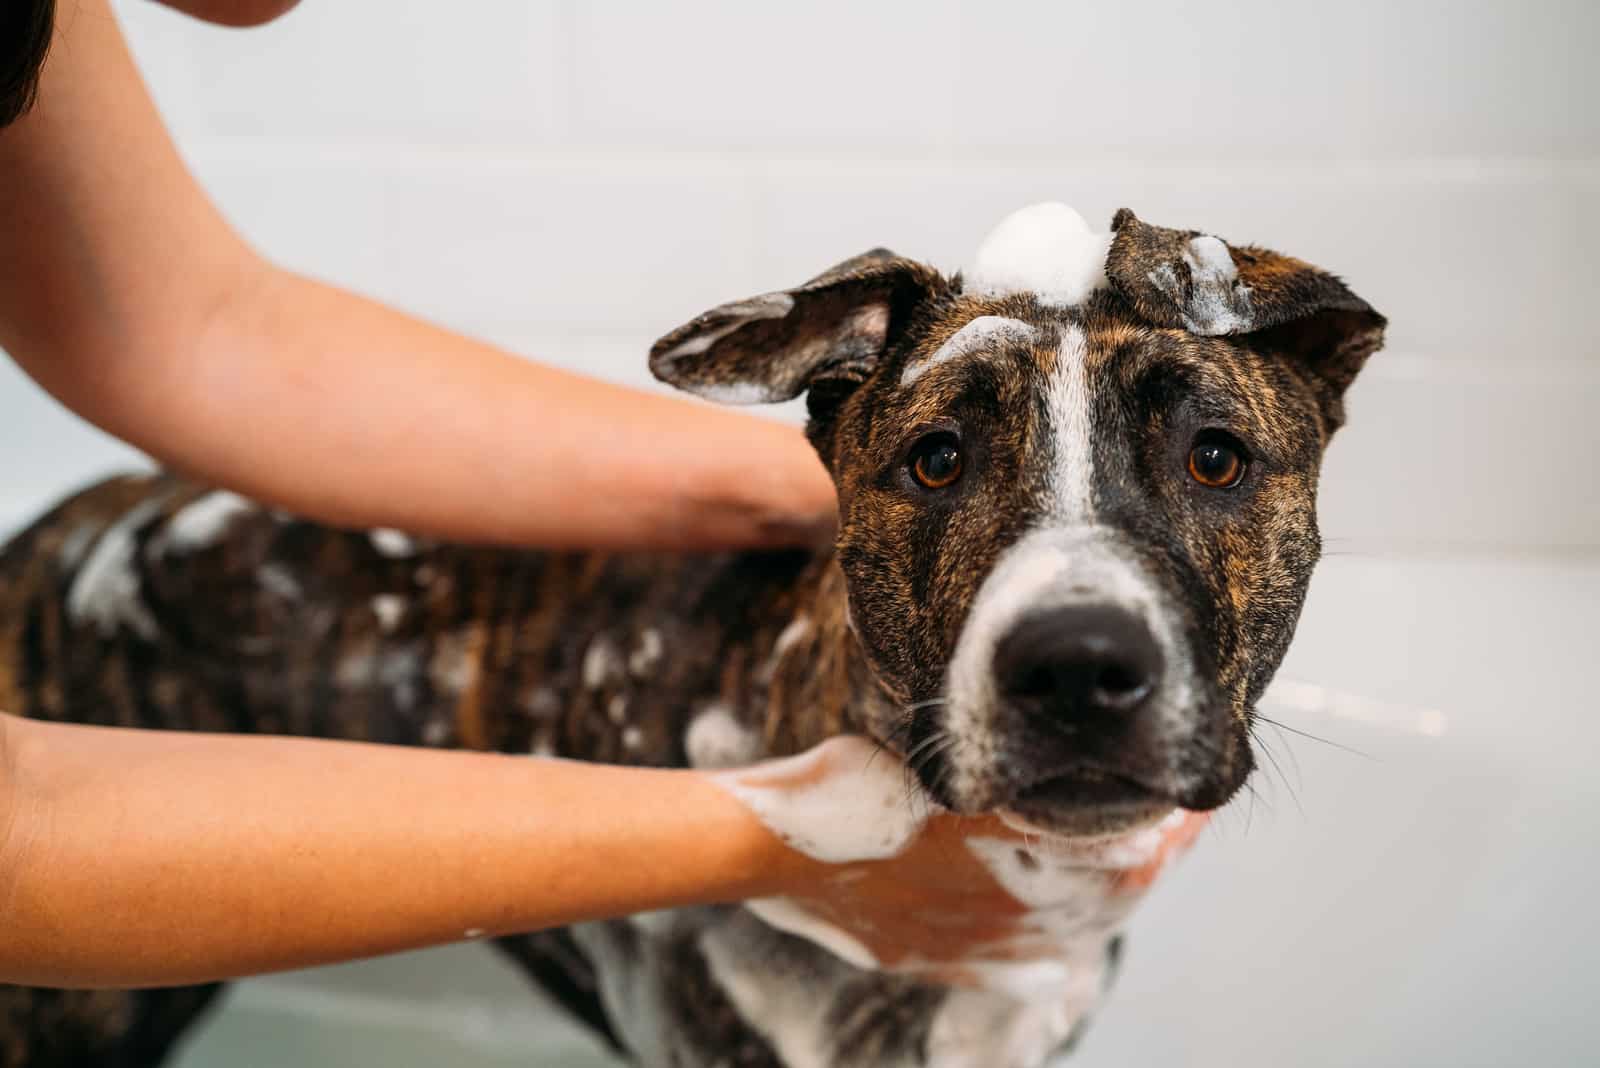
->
[0, 984, 225, 1068]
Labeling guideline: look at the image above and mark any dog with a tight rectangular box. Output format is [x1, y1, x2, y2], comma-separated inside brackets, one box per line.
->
[0, 203, 1383, 1068]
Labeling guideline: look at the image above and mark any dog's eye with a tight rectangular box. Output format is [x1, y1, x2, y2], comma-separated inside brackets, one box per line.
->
[1187, 434, 1247, 489]
[910, 434, 963, 490]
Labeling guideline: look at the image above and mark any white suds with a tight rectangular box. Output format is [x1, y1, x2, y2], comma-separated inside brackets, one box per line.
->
[582, 637, 624, 690]
[965, 203, 1113, 308]
[155, 491, 255, 555]
[712, 736, 927, 864]
[684, 702, 763, 769]
[257, 564, 302, 601]
[428, 631, 479, 695]
[522, 686, 562, 722]
[901, 316, 1039, 386]
[370, 594, 405, 632]
[1148, 234, 1255, 335]
[67, 498, 168, 639]
[462, 928, 485, 940]
[369, 528, 420, 558]
[628, 628, 665, 677]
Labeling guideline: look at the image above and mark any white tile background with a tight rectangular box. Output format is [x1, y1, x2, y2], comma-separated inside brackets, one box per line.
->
[2, 2, 1595, 1066]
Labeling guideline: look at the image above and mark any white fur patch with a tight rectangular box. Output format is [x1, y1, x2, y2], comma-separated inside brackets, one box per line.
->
[965, 203, 1113, 308]
[1047, 324, 1095, 523]
[698, 917, 838, 1068]
[927, 985, 1087, 1068]
[56, 523, 100, 571]
[901, 315, 1039, 387]
[656, 292, 795, 361]
[687, 380, 778, 405]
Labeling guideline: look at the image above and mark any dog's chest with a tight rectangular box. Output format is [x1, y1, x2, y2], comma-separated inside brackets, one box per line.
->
[653, 710, 1139, 1068]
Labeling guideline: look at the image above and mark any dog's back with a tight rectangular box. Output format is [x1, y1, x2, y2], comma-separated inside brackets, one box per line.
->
[0, 472, 938, 1068]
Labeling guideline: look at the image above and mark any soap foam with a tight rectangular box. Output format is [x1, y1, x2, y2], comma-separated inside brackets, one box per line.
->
[964, 203, 1112, 308]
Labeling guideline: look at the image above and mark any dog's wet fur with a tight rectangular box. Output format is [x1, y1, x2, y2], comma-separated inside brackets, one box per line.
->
[0, 207, 1382, 1068]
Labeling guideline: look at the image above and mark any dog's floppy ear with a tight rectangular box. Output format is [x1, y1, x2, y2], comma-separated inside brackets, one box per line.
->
[649, 250, 944, 405]
[1106, 208, 1386, 427]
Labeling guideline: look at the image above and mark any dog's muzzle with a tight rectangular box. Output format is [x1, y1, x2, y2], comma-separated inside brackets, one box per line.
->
[934, 527, 1224, 834]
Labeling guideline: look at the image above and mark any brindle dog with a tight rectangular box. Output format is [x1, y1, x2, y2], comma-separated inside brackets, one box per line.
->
[0, 206, 1383, 1068]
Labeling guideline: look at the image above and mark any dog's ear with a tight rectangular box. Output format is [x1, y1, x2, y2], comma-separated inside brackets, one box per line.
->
[1106, 208, 1386, 428]
[649, 250, 944, 405]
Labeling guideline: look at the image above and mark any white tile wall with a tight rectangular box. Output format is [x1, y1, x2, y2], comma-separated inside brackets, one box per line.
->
[44, 0, 1583, 551]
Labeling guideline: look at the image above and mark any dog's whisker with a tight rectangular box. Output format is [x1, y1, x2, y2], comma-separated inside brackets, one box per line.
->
[1252, 713, 1374, 760]
[1248, 728, 1304, 819]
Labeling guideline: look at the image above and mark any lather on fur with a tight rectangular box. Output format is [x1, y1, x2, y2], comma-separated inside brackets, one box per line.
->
[0, 204, 1383, 1068]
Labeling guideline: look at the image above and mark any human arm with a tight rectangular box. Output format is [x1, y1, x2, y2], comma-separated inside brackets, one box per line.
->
[0, 712, 811, 989]
[0, 0, 834, 552]
[0, 715, 1205, 991]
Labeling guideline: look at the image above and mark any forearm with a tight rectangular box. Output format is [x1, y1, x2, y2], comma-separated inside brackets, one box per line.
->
[0, 0, 833, 551]
[95, 267, 834, 551]
[0, 714, 801, 989]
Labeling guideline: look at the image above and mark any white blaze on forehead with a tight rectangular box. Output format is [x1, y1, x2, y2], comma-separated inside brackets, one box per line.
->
[965, 202, 1113, 307]
[901, 315, 1037, 386]
[1048, 323, 1095, 522]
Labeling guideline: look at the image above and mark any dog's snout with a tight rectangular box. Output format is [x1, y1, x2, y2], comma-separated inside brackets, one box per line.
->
[993, 604, 1162, 715]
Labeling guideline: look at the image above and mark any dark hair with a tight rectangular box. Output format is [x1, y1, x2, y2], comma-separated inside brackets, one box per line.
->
[2, 0, 56, 128]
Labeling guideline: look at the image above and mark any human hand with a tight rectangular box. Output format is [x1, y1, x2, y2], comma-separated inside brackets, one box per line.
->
[717, 736, 1207, 991]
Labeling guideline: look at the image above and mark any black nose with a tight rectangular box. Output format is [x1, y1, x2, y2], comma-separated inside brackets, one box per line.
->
[993, 605, 1163, 714]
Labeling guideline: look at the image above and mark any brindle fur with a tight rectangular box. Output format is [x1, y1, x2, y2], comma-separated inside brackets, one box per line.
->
[0, 209, 1382, 1068]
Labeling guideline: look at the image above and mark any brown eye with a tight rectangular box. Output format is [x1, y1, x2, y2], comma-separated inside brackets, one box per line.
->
[1187, 436, 1247, 488]
[910, 435, 963, 489]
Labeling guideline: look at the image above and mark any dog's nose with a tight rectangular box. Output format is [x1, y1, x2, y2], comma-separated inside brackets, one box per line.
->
[993, 604, 1162, 714]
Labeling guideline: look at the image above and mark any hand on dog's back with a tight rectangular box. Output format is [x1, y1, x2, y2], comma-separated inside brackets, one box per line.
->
[720, 736, 1207, 992]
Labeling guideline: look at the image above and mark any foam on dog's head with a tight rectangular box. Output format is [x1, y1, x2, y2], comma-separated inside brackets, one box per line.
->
[963, 202, 1112, 308]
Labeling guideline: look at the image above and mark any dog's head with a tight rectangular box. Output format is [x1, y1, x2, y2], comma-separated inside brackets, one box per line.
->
[652, 204, 1384, 836]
